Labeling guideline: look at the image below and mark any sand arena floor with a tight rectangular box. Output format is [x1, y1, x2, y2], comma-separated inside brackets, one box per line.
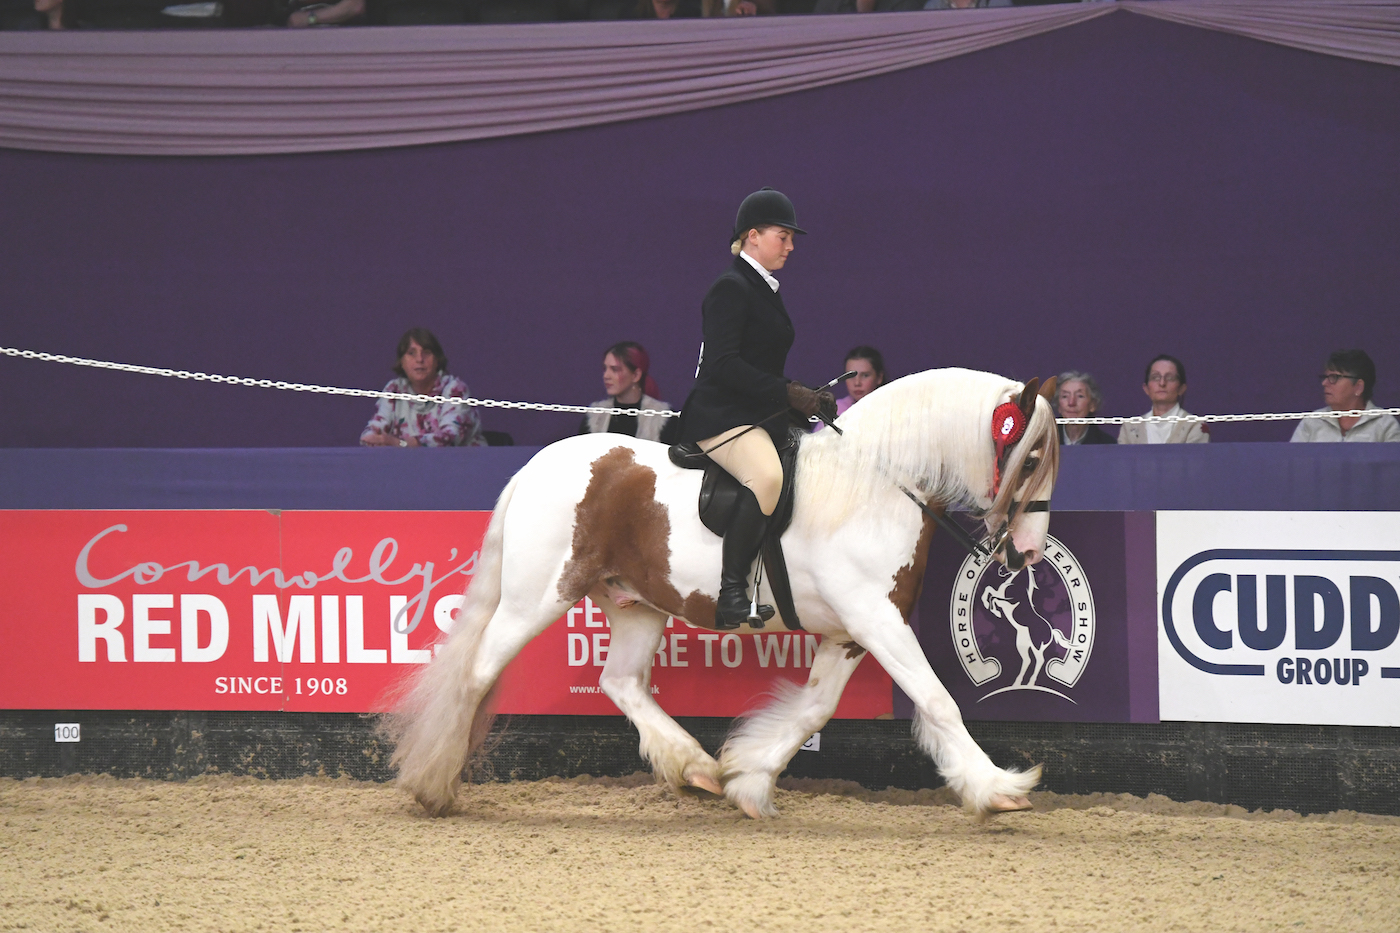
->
[2, 773, 1398, 933]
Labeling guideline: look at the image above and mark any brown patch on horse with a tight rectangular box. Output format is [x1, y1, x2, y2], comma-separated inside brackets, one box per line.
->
[681, 591, 718, 630]
[557, 447, 686, 613]
[840, 641, 866, 659]
[888, 510, 938, 623]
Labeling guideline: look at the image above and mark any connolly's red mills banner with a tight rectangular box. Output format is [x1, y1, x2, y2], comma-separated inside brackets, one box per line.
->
[0, 511, 892, 718]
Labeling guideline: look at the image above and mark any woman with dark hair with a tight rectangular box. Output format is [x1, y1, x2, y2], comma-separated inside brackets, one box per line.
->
[676, 187, 830, 628]
[579, 341, 673, 443]
[1291, 349, 1400, 442]
[1118, 354, 1208, 445]
[360, 327, 485, 448]
[838, 345, 885, 417]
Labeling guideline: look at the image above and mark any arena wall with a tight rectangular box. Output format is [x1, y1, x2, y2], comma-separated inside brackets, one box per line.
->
[2, 12, 1399, 448]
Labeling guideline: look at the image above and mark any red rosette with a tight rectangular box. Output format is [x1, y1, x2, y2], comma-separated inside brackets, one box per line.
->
[990, 401, 1028, 495]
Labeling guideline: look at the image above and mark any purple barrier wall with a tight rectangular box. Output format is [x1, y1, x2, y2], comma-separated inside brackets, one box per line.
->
[2, 12, 1398, 448]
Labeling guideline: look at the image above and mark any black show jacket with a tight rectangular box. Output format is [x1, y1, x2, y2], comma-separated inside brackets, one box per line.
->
[678, 256, 795, 446]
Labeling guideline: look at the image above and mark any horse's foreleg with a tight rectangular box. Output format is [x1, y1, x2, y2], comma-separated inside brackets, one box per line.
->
[843, 610, 1039, 818]
[598, 603, 722, 795]
[718, 637, 864, 819]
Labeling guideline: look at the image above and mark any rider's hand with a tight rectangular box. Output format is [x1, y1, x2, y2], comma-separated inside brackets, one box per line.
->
[787, 382, 822, 417]
[817, 390, 837, 424]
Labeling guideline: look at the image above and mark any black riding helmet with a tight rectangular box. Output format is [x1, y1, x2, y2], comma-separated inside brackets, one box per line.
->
[730, 187, 807, 244]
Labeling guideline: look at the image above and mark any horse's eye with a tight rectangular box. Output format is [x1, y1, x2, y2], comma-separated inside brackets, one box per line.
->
[1022, 457, 1039, 473]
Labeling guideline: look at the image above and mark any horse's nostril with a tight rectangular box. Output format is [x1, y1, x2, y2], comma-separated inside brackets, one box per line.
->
[1022, 549, 1041, 565]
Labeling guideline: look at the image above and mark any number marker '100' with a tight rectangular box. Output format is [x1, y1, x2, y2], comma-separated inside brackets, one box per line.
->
[295, 678, 348, 696]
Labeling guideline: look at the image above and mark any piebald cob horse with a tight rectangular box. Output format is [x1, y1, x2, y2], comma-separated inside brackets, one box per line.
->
[387, 368, 1060, 819]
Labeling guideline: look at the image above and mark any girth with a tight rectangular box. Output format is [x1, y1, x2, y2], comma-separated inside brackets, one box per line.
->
[669, 426, 805, 631]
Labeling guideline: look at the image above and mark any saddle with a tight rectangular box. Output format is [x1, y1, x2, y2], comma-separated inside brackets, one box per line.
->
[668, 426, 805, 631]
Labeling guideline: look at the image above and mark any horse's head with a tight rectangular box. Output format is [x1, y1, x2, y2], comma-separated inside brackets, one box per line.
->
[981, 377, 1060, 571]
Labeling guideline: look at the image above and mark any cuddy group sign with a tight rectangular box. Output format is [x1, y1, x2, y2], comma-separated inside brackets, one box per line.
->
[0, 510, 890, 718]
[1158, 512, 1400, 726]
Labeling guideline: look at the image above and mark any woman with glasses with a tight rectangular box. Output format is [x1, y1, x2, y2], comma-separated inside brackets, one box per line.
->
[1291, 349, 1400, 442]
[1118, 354, 1209, 444]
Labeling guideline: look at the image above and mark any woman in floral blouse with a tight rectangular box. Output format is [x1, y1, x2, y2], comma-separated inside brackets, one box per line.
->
[360, 328, 486, 448]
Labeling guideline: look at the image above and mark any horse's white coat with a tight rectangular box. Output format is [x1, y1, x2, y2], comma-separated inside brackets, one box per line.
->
[388, 368, 1059, 819]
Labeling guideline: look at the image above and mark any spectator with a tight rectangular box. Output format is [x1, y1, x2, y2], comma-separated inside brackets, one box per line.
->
[1291, 349, 1400, 443]
[924, 0, 1009, 8]
[33, 0, 64, 27]
[282, 0, 364, 26]
[1054, 370, 1116, 445]
[580, 341, 674, 443]
[635, 0, 699, 16]
[360, 328, 485, 448]
[816, 345, 885, 431]
[1118, 354, 1208, 445]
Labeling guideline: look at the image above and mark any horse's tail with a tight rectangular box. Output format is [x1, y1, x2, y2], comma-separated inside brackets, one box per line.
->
[381, 471, 519, 816]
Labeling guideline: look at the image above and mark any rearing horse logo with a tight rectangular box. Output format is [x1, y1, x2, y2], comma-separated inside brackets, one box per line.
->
[950, 534, 1095, 703]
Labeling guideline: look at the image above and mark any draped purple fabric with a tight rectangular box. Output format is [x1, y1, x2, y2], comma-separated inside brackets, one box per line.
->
[0, 1, 1396, 155]
[1122, 0, 1400, 68]
[0, 5, 1112, 155]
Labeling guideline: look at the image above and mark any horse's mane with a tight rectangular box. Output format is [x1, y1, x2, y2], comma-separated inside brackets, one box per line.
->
[795, 368, 1059, 533]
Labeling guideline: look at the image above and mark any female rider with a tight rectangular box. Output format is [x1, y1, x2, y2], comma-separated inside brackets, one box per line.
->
[677, 188, 830, 629]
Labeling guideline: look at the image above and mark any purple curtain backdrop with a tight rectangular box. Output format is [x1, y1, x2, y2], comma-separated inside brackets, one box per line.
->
[2, 11, 1398, 447]
[2, 2, 1397, 156]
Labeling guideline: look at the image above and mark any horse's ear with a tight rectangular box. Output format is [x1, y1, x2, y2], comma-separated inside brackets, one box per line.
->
[1039, 376, 1058, 401]
[1018, 377, 1041, 421]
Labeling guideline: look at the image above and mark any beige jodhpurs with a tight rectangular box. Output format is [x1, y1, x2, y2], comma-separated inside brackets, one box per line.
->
[700, 426, 783, 516]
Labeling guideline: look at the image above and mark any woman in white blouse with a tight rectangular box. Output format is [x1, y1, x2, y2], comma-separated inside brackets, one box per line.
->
[1118, 354, 1208, 445]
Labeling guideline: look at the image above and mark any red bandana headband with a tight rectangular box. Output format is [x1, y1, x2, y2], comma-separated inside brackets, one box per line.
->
[991, 401, 1027, 496]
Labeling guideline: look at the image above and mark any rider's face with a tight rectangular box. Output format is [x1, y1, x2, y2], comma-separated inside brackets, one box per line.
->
[744, 226, 795, 272]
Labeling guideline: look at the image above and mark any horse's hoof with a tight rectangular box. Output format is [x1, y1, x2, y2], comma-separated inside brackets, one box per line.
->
[739, 799, 765, 820]
[988, 794, 1033, 813]
[685, 773, 723, 796]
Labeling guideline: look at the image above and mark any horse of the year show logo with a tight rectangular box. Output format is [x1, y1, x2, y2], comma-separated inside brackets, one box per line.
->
[949, 535, 1095, 703]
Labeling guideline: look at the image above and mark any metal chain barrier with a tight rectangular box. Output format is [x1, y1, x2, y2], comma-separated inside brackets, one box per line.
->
[4, 345, 1398, 425]
[0, 346, 676, 418]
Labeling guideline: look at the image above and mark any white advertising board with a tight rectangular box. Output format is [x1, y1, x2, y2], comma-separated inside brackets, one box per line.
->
[1158, 511, 1400, 726]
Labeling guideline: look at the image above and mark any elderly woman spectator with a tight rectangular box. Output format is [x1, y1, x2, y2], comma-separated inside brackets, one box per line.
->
[579, 341, 673, 443]
[1291, 349, 1400, 443]
[360, 328, 485, 448]
[1054, 370, 1116, 445]
[1118, 354, 1209, 445]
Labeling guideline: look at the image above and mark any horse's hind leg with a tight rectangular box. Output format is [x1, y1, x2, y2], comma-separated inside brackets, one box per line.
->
[394, 591, 573, 817]
[718, 636, 864, 819]
[598, 600, 722, 795]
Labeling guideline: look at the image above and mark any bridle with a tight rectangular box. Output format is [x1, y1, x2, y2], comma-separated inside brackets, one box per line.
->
[895, 402, 1052, 561]
[897, 485, 1050, 562]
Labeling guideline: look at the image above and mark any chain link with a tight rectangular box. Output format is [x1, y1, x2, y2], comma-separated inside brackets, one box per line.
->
[4, 345, 1397, 425]
[0, 346, 676, 418]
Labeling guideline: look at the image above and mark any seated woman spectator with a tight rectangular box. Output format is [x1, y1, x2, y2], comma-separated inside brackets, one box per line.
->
[1118, 354, 1209, 444]
[1054, 370, 1116, 445]
[840, 346, 887, 415]
[579, 341, 673, 443]
[814, 345, 885, 431]
[634, 0, 699, 16]
[1291, 349, 1400, 443]
[360, 328, 485, 448]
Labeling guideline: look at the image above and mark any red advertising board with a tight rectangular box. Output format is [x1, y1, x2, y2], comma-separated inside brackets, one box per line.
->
[0, 511, 891, 718]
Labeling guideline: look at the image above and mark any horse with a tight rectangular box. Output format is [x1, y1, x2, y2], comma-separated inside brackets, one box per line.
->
[385, 368, 1061, 820]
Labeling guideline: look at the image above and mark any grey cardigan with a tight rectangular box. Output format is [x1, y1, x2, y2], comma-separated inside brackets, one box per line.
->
[584, 394, 673, 442]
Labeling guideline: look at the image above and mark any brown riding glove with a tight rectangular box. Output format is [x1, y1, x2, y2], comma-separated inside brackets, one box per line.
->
[787, 382, 823, 417]
[816, 390, 837, 424]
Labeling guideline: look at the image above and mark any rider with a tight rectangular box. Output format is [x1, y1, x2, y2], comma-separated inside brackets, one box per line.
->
[677, 188, 831, 629]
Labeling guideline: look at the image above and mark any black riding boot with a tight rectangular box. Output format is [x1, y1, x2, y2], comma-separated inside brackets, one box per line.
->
[714, 489, 775, 630]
